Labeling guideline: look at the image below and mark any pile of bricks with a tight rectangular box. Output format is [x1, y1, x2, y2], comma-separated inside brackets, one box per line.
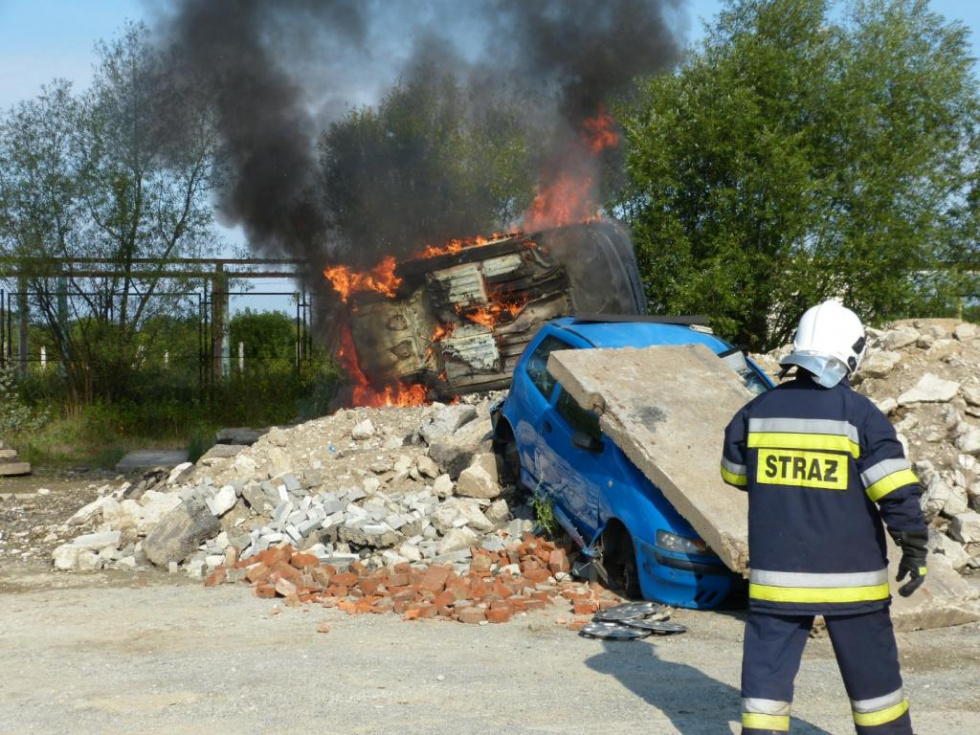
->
[205, 532, 626, 627]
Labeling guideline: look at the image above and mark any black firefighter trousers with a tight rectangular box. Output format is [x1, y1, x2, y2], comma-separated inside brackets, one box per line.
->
[741, 608, 913, 734]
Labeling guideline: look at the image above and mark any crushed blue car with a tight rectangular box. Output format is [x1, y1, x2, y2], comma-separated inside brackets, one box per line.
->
[490, 315, 772, 610]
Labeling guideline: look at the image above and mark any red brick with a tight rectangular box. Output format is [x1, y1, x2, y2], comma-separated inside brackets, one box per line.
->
[456, 607, 486, 624]
[254, 582, 276, 598]
[419, 565, 453, 592]
[572, 600, 598, 616]
[284, 593, 302, 607]
[525, 568, 552, 584]
[486, 607, 513, 624]
[290, 552, 319, 569]
[245, 562, 271, 583]
[548, 548, 570, 575]
[523, 598, 548, 611]
[534, 546, 552, 564]
[327, 585, 348, 597]
[274, 576, 298, 598]
[446, 579, 471, 601]
[432, 590, 455, 609]
[271, 561, 303, 582]
[385, 572, 410, 588]
[394, 562, 412, 574]
[331, 572, 359, 587]
[567, 620, 588, 632]
[371, 598, 394, 614]
[360, 578, 381, 596]
[204, 567, 227, 587]
[470, 555, 492, 574]
[310, 566, 332, 588]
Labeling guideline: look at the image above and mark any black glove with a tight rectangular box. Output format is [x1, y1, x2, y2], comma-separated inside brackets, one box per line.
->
[889, 529, 928, 597]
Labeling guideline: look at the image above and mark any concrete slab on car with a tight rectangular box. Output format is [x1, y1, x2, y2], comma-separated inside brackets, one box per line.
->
[548, 343, 752, 574]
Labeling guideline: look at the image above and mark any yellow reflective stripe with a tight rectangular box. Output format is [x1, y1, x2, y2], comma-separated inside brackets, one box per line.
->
[742, 712, 790, 731]
[919, 567, 928, 576]
[852, 698, 909, 727]
[721, 464, 748, 486]
[866, 468, 919, 502]
[748, 432, 860, 459]
[749, 583, 890, 604]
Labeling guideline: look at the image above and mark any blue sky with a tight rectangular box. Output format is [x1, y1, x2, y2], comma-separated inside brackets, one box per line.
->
[1, 0, 978, 311]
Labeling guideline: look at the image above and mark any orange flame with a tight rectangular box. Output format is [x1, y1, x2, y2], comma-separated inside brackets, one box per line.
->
[413, 231, 518, 260]
[324, 256, 402, 303]
[456, 291, 530, 330]
[580, 105, 619, 154]
[336, 322, 428, 407]
[522, 106, 620, 232]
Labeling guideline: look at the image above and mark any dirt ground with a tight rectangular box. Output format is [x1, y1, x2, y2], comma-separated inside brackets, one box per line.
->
[1, 561, 978, 735]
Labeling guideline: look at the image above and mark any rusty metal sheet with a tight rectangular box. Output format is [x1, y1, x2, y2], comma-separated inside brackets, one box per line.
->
[430, 263, 487, 305]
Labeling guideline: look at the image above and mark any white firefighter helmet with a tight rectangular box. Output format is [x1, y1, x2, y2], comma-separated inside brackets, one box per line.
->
[779, 300, 866, 388]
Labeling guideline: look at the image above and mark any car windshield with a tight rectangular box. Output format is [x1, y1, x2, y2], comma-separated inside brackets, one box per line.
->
[719, 350, 769, 396]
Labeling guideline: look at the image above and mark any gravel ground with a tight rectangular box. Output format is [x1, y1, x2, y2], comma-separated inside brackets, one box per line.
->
[1, 564, 978, 735]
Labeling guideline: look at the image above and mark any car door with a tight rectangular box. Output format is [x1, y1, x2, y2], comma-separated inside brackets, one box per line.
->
[543, 384, 607, 541]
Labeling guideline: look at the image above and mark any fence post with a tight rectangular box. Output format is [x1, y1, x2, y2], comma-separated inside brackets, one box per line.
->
[238, 341, 244, 372]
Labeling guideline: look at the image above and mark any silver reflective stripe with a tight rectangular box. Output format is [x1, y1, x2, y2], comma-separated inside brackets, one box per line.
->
[748, 417, 860, 444]
[743, 698, 792, 716]
[721, 456, 747, 477]
[860, 458, 910, 488]
[750, 569, 888, 588]
[851, 688, 905, 714]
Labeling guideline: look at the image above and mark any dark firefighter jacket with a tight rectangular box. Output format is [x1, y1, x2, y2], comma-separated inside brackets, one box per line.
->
[721, 372, 927, 616]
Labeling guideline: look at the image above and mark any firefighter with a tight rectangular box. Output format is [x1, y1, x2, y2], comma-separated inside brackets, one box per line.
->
[721, 300, 928, 735]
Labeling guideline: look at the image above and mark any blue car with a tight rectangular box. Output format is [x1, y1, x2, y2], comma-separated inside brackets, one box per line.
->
[490, 316, 772, 610]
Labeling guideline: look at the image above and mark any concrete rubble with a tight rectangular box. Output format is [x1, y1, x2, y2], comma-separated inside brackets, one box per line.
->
[48, 393, 603, 624]
[38, 317, 980, 630]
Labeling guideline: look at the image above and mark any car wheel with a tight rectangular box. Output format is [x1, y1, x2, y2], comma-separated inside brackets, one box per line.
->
[603, 525, 642, 600]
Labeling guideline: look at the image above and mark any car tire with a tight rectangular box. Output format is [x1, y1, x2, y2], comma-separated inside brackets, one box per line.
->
[603, 525, 642, 600]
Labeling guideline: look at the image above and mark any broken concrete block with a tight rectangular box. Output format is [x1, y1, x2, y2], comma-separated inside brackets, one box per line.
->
[206, 485, 238, 517]
[0, 461, 31, 476]
[859, 351, 902, 379]
[427, 418, 493, 477]
[898, 373, 960, 405]
[456, 456, 502, 500]
[438, 526, 479, 555]
[142, 499, 220, 567]
[889, 535, 980, 631]
[167, 462, 194, 485]
[351, 419, 376, 440]
[949, 512, 980, 544]
[419, 404, 478, 445]
[433, 474, 454, 498]
[417, 455, 439, 479]
[52, 544, 80, 571]
[883, 326, 920, 350]
[72, 531, 122, 551]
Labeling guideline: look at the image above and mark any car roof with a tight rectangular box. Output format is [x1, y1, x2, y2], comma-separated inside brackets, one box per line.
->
[549, 317, 733, 354]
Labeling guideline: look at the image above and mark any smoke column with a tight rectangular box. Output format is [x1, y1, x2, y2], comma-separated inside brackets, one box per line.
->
[157, 0, 686, 274]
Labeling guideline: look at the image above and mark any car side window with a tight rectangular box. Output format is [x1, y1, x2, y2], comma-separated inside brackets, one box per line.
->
[556, 386, 602, 441]
[526, 335, 571, 399]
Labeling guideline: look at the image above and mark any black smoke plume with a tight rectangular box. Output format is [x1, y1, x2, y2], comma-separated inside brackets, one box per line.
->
[157, 0, 684, 275]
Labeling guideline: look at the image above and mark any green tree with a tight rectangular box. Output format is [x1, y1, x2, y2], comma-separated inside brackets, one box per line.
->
[618, 0, 980, 349]
[0, 22, 220, 403]
[229, 309, 295, 361]
[319, 67, 536, 264]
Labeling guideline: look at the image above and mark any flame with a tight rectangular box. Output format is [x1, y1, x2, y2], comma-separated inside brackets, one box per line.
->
[457, 291, 530, 330]
[336, 322, 428, 407]
[522, 106, 620, 232]
[580, 105, 619, 154]
[425, 322, 456, 361]
[324, 256, 402, 303]
[413, 231, 518, 260]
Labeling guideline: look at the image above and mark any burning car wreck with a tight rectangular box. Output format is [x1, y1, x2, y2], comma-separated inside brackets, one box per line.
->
[325, 220, 648, 403]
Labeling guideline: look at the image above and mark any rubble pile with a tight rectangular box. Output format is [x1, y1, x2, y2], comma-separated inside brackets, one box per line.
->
[754, 318, 980, 573]
[204, 533, 626, 627]
[51, 395, 545, 584]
